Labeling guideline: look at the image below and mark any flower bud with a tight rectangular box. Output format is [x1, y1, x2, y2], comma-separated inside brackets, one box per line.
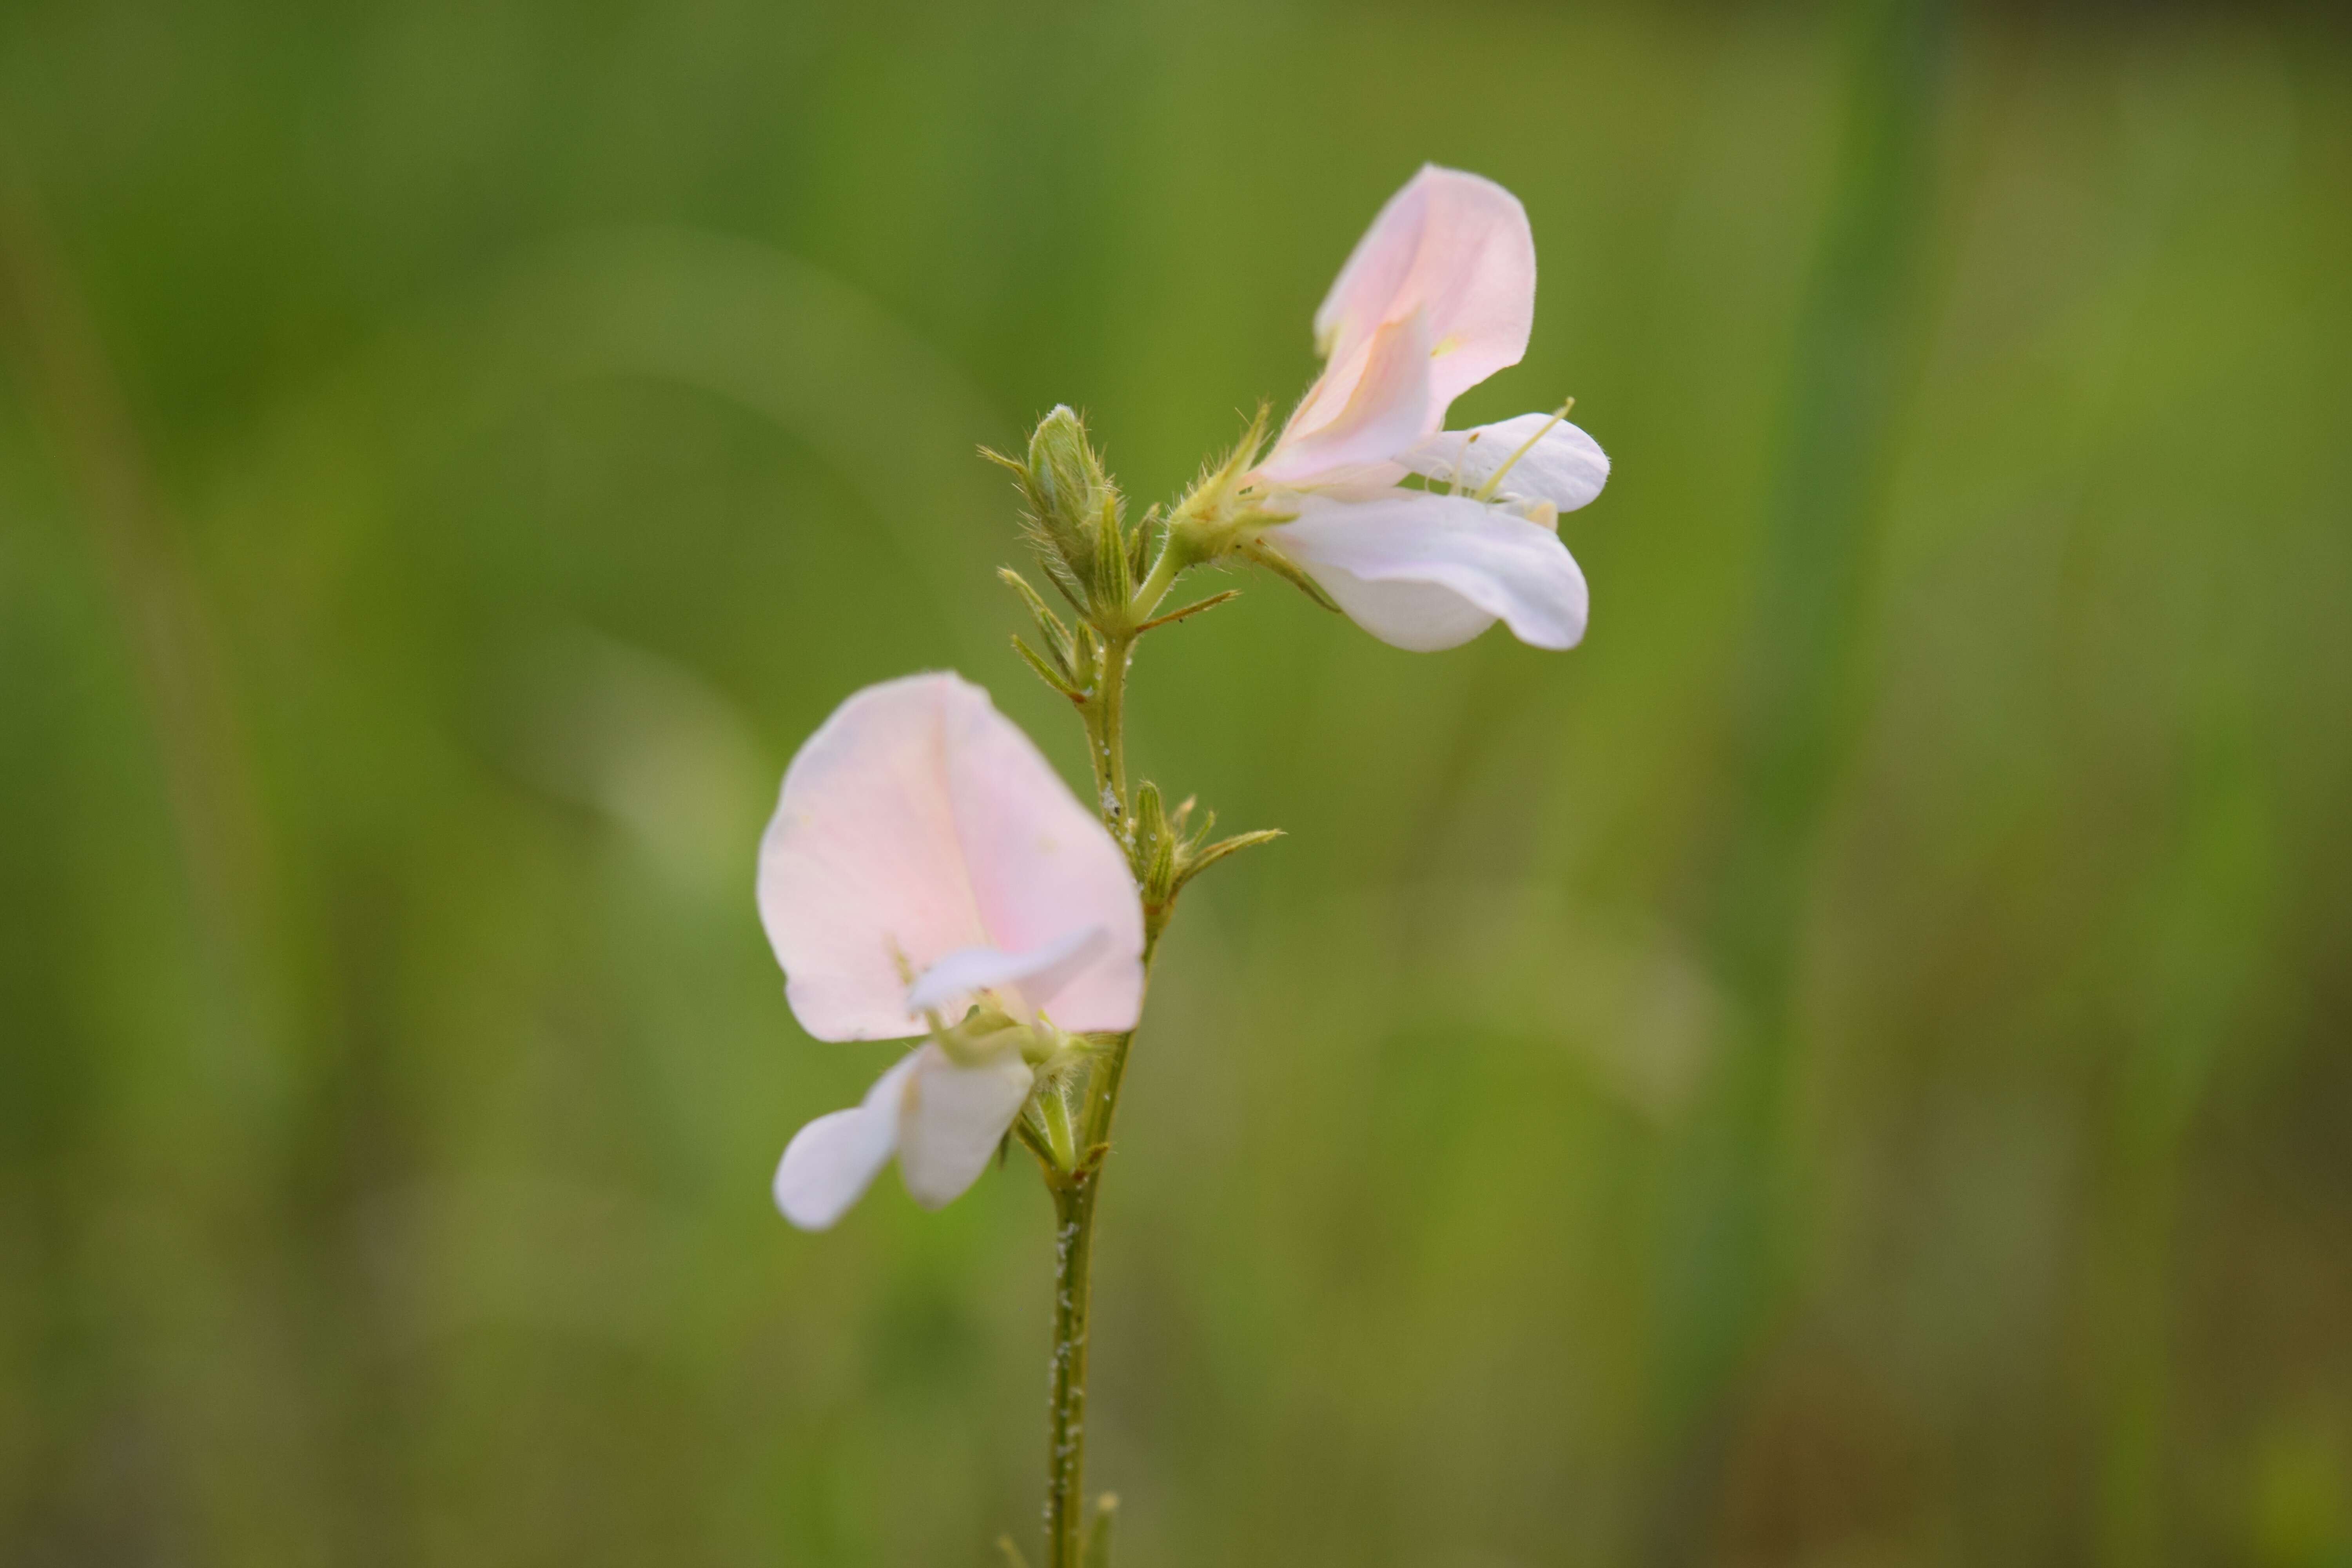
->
[1133, 780, 1176, 905]
[1023, 406, 1122, 601]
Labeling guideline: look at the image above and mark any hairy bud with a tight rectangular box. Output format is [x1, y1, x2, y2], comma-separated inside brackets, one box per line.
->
[1133, 780, 1175, 904]
[1022, 406, 1122, 603]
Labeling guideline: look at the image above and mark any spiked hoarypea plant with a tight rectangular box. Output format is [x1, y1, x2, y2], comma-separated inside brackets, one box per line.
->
[756, 165, 1609, 1568]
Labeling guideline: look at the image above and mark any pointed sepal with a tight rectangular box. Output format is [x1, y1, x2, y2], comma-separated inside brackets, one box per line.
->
[1183, 827, 1284, 884]
[1136, 588, 1241, 635]
[1237, 534, 1343, 614]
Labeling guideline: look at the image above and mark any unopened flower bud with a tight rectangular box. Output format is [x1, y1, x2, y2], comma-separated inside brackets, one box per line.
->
[1024, 406, 1120, 597]
[1133, 780, 1176, 904]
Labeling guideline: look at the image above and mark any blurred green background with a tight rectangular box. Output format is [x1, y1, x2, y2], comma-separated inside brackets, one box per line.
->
[4, 0, 2349, 1563]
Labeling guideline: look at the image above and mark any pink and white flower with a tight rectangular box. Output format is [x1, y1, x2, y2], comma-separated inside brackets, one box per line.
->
[757, 672, 1145, 1229]
[1249, 165, 1609, 652]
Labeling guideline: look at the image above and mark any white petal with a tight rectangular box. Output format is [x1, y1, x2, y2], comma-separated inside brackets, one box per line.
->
[1261, 491, 1590, 652]
[1256, 312, 1436, 488]
[896, 1044, 1035, 1210]
[904, 926, 1111, 1019]
[1307, 571, 1499, 651]
[772, 1051, 918, 1230]
[1312, 166, 1536, 417]
[758, 673, 1144, 1042]
[1401, 414, 1610, 514]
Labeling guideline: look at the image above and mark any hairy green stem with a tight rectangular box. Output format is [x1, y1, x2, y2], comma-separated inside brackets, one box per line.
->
[1043, 1012, 1144, 1568]
[1044, 1174, 1098, 1568]
[1080, 632, 1133, 829]
[1099, 635, 1131, 816]
[1131, 538, 1184, 622]
[1044, 569, 1180, 1565]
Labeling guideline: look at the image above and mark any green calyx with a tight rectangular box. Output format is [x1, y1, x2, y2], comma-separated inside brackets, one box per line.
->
[926, 998, 1038, 1068]
[991, 401, 1325, 666]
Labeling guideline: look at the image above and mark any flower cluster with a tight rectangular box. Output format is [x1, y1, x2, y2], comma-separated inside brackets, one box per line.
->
[759, 165, 1609, 1234]
[751, 160, 1607, 1568]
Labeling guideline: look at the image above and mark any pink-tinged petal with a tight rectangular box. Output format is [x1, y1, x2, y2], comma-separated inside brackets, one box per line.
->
[904, 926, 1111, 1020]
[1312, 166, 1536, 417]
[1257, 312, 1436, 488]
[1401, 414, 1610, 514]
[758, 673, 1143, 1041]
[939, 689, 1144, 1034]
[1260, 491, 1590, 652]
[772, 1050, 918, 1230]
[897, 1044, 1035, 1209]
[759, 675, 993, 1041]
